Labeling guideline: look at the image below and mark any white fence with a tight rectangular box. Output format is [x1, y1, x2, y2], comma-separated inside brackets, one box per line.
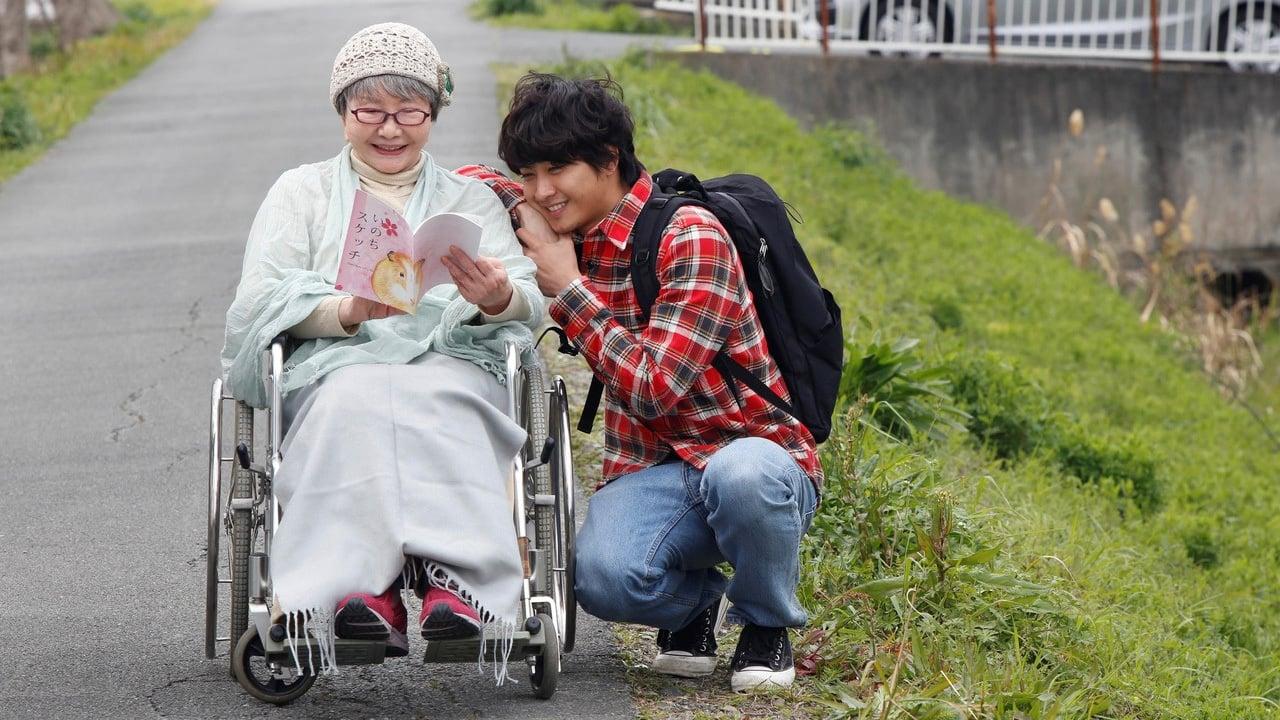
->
[654, 0, 1280, 69]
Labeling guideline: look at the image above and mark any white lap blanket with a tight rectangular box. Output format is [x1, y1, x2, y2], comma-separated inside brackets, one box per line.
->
[271, 351, 526, 680]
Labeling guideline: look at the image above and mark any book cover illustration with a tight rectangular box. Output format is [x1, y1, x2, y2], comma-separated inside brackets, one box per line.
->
[335, 189, 484, 314]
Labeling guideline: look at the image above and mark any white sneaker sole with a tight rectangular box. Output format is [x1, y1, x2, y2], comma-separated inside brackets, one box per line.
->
[731, 666, 795, 692]
[652, 651, 718, 678]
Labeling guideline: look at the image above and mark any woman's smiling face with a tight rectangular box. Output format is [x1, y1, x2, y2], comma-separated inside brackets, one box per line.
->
[342, 88, 434, 174]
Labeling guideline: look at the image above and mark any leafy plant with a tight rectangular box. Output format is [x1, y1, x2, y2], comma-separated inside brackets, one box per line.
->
[838, 326, 968, 443]
[948, 352, 1054, 459]
[0, 88, 40, 151]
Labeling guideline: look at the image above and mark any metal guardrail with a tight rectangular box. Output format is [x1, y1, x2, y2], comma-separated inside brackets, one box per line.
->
[655, 0, 1280, 70]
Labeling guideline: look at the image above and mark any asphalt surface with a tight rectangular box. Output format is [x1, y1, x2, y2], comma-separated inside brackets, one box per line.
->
[0, 2, 679, 717]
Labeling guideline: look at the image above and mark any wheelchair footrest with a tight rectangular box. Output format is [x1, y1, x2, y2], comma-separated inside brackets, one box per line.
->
[422, 630, 536, 663]
[265, 638, 390, 667]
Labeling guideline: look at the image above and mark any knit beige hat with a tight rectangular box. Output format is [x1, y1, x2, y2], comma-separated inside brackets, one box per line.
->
[329, 23, 453, 111]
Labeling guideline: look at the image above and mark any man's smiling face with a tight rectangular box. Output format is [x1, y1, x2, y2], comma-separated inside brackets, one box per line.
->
[519, 158, 626, 236]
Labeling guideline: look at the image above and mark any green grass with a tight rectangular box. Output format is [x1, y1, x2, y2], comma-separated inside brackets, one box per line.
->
[0, 0, 213, 184]
[474, 0, 690, 35]
[523, 53, 1280, 718]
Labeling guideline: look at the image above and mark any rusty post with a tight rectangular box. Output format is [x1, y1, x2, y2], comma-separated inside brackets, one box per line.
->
[820, 0, 830, 55]
[987, 0, 997, 60]
[1150, 0, 1161, 70]
[698, 0, 708, 51]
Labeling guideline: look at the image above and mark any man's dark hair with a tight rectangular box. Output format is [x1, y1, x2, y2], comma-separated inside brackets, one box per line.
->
[498, 73, 644, 186]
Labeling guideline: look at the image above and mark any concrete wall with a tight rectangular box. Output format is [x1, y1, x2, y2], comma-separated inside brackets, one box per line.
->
[670, 53, 1280, 276]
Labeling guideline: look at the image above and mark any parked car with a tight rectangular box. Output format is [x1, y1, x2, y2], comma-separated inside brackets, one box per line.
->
[793, 0, 1280, 71]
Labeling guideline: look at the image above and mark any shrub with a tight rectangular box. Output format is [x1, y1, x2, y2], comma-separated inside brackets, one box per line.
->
[483, 0, 542, 16]
[949, 352, 1055, 459]
[0, 88, 40, 151]
[122, 2, 158, 24]
[812, 122, 885, 170]
[927, 294, 964, 331]
[1052, 422, 1161, 512]
[29, 30, 58, 61]
[599, 4, 669, 34]
[1181, 527, 1220, 569]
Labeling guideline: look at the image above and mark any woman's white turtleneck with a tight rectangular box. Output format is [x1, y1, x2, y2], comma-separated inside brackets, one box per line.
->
[349, 149, 424, 215]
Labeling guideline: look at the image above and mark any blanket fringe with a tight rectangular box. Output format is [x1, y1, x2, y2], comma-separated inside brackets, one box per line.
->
[284, 606, 338, 676]
[279, 561, 519, 685]
[417, 560, 519, 686]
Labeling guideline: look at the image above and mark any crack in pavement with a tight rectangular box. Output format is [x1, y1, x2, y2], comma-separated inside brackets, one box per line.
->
[146, 671, 218, 718]
[167, 298, 210, 361]
[108, 382, 158, 442]
[164, 445, 203, 476]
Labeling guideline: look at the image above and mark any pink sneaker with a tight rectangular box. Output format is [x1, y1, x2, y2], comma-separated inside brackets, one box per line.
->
[335, 588, 409, 657]
[420, 586, 482, 640]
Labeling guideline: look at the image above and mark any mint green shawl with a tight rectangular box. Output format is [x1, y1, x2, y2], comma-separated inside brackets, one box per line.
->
[221, 147, 544, 408]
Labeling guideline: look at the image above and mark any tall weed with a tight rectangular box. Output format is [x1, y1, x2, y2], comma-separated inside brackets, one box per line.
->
[839, 325, 968, 443]
[1037, 110, 1273, 398]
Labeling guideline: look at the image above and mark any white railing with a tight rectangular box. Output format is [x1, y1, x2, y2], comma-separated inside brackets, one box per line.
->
[657, 0, 1280, 69]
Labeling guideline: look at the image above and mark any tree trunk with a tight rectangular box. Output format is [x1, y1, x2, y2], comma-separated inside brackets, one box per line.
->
[50, 0, 119, 50]
[0, 0, 31, 78]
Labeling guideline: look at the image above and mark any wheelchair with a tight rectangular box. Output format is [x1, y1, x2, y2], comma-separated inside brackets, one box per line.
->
[203, 337, 578, 704]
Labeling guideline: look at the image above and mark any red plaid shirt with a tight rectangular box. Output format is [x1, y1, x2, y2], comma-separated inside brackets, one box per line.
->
[457, 166, 823, 491]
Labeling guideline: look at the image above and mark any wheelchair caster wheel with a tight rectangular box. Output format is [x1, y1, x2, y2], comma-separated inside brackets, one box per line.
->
[231, 627, 316, 705]
[529, 613, 560, 699]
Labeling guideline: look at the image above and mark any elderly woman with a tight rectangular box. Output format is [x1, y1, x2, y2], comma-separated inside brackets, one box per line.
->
[220, 23, 543, 673]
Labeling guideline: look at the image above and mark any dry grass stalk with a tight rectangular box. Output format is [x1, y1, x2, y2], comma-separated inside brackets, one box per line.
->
[1036, 111, 1272, 396]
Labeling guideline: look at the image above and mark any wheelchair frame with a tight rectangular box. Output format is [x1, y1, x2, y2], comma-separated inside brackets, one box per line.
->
[204, 340, 577, 704]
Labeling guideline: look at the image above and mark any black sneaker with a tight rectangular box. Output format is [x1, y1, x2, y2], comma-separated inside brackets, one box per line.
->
[652, 597, 723, 677]
[729, 624, 794, 692]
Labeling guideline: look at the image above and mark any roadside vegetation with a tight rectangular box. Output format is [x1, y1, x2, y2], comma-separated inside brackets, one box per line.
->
[530, 52, 1280, 718]
[474, 0, 689, 35]
[0, 0, 213, 184]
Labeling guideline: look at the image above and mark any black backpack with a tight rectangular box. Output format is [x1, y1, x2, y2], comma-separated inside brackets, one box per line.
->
[578, 168, 844, 444]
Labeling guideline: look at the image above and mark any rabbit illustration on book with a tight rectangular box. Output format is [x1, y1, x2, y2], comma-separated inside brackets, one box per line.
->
[371, 250, 425, 312]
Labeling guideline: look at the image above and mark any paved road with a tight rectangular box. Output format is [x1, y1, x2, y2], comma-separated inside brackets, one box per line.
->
[0, 3, 677, 717]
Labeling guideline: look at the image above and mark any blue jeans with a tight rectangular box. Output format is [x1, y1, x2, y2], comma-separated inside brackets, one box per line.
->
[574, 437, 818, 631]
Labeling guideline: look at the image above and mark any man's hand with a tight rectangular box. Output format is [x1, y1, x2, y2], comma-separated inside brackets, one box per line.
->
[441, 248, 514, 315]
[515, 203, 581, 297]
[338, 296, 406, 327]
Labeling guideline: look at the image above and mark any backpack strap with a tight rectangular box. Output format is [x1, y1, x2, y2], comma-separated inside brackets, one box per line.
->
[578, 190, 802, 433]
[578, 193, 689, 434]
[711, 355, 798, 421]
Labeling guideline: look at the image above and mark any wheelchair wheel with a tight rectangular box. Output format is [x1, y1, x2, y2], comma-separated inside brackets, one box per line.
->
[519, 364, 555, 599]
[231, 627, 316, 705]
[529, 613, 560, 699]
[550, 378, 578, 653]
[228, 402, 255, 668]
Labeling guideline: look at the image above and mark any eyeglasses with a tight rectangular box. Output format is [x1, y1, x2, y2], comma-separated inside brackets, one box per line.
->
[350, 108, 431, 126]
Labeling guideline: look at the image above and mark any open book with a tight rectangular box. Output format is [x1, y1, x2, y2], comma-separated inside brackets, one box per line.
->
[335, 189, 483, 314]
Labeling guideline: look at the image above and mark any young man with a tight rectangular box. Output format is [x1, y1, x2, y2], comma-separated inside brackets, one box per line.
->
[465, 73, 823, 692]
